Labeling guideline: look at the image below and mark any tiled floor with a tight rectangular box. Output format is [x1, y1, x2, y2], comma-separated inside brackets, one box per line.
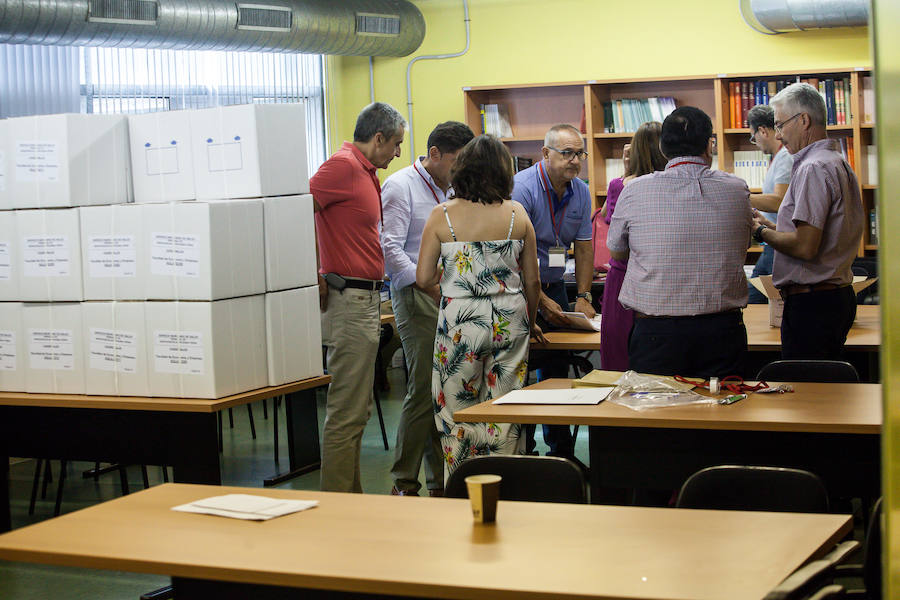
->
[1, 366, 591, 599]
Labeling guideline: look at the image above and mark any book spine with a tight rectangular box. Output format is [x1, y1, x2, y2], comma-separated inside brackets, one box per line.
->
[741, 81, 751, 128]
[825, 79, 836, 125]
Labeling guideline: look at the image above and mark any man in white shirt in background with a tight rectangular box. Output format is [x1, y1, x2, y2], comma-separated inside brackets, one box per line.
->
[746, 104, 794, 303]
[381, 121, 474, 496]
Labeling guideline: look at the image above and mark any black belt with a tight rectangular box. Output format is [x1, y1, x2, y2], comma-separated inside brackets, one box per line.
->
[634, 308, 742, 320]
[342, 278, 383, 291]
[779, 282, 850, 300]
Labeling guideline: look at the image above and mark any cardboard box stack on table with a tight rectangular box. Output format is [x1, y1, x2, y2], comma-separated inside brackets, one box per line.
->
[0, 104, 322, 398]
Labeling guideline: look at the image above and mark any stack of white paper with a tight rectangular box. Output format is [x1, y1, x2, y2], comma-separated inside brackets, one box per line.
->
[492, 387, 613, 405]
[171, 494, 318, 521]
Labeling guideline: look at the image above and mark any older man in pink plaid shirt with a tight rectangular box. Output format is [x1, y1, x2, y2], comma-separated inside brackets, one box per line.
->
[607, 106, 753, 378]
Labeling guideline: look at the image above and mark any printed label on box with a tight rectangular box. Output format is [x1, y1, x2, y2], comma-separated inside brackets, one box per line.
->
[89, 327, 137, 373]
[206, 142, 243, 172]
[22, 236, 70, 277]
[0, 149, 6, 191]
[28, 329, 74, 370]
[146, 146, 180, 175]
[88, 235, 136, 278]
[151, 233, 200, 278]
[153, 330, 204, 375]
[16, 141, 60, 182]
[0, 242, 10, 280]
[0, 331, 16, 371]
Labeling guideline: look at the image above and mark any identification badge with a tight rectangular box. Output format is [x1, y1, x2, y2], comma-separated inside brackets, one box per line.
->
[548, 246, 566, 268]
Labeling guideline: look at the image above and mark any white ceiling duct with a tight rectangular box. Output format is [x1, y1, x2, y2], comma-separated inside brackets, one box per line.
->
[0, 0, 426, 56]
[741, 0, 869, 34]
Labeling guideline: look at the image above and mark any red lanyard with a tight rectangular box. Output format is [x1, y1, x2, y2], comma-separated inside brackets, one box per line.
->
[674, 375, 770, 394]
[538, 161, 568, 244]
[413, 162, 442, 204]
[666, 161, 707, 170]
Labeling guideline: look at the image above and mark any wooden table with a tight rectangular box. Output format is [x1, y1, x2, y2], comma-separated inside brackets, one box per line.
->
[0, 376, 330, 532]
[530, 304, 881, 352]
[743, 304, 880, 351]
[456, 378, 882, 503]
[0, 482, 852, 600]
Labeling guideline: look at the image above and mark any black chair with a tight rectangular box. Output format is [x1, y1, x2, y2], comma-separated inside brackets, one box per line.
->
[676, 465, 829, 513]
[445, 455, 587, 504]
[764, 539, 862, 600]
[841, 496, 882, 599]
[757, 360, 860, 384]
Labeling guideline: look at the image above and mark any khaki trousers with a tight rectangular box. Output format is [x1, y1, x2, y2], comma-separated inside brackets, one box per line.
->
[320, 286, 380, 492]
[389, 283, 443, 493]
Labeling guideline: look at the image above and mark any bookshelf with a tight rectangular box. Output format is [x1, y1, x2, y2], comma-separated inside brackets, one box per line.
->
[462, 66, 875, 257]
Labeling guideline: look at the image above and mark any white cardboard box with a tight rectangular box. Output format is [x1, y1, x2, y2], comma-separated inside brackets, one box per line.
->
[7, 114, 132, 209]
[23, 302, 85, 394]
[749, 275, 877, 327]
[80, 204, 146, 300]
[265, 287, 323, 386]
[0, 211, 18, 300]
[0, 302, 25, 391]
[16, 208, 84, 301]
[0, 119, 10, 210]
[262, 195, 317, 291]
[128, 110, 196, 203]
[82, 301, 150, 396]
[142, 200, 265, 300]
[189, 104, 308, 200]
[145, 295, 267, 398]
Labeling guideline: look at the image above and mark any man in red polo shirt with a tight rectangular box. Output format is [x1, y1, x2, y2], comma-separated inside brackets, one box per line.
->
[311, 102, 406, 492]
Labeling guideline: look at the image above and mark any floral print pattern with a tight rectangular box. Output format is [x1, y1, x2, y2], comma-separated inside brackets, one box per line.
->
[432, 238, 530, 482]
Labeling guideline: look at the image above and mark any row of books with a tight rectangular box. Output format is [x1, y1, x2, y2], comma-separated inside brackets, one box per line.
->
[511, 156, 533, 173]
[479, 103, 513, 138]
[602, 97, 676, 133]
[732, 151, 771, 189]
[728, 77, 862, 129]
[869, 208, 878, 245]
[836, 136, 856, 171]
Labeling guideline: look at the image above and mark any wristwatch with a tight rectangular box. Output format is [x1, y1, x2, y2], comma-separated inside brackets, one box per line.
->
[753, 224, 768, 243]
[576, 291, 592, 303]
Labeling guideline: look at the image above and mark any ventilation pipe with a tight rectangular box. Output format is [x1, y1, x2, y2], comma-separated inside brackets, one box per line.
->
[0, 0, 426, 56]
[741, 0, 869, 34]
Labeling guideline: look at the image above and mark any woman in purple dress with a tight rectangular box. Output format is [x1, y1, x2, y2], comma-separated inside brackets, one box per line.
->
[599, 122, 667, 371]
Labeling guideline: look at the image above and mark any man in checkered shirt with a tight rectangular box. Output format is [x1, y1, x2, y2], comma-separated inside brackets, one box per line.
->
[607, 106, 754, 378]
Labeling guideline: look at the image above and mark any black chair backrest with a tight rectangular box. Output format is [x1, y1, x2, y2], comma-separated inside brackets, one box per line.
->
[864, 497, 883, 599]
[445, 455, 587, 504]
[757, 360, 859, 384]
[676, 465, 829, 513]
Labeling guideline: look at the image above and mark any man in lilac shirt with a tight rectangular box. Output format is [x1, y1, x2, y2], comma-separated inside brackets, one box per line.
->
[381, 122, 474, 497]
[608, 106, 752, 377]
[752, 83, 863, 359]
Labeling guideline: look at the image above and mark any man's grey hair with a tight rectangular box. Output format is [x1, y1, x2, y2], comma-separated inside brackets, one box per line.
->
[353, 102, 407, 143]
[770, 82, 827, 128]
[544, 123, 582, 148]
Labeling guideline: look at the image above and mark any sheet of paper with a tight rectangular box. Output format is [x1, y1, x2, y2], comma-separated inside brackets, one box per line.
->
[172, 494, 319, 521]
[493, 387, 612, 405]
[561, 312, 602, 332]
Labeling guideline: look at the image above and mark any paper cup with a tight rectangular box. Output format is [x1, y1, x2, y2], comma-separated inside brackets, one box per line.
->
[465, 474, 501, 523]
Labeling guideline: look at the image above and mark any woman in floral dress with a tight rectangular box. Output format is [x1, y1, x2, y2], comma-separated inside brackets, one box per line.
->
[416, 135, 543, 481]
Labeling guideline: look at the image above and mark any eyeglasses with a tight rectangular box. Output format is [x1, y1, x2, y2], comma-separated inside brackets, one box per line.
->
[774, 113, 803, 134]
[749, 129, 758, 144]
[547, 147, 588, 161]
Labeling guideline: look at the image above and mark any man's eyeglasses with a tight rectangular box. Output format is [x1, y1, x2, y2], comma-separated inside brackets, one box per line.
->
[547, 147, 588, 161]
[749, 129, 758, 144]
[774, 113, 803, 134]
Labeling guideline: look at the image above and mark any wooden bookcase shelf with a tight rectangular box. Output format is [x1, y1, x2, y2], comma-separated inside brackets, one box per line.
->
[463, 67, 876, 257]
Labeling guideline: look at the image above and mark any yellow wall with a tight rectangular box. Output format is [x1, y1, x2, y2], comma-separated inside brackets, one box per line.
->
[872, 1, 898, 596]
[327, 0, 870, 172]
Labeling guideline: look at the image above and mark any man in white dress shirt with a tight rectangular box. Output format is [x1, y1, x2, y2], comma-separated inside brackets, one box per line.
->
[381, 121, 474, 496]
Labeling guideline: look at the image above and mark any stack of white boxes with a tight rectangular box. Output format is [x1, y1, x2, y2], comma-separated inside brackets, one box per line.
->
[0, 104, 322, 399]
[0, 114, 131, 395]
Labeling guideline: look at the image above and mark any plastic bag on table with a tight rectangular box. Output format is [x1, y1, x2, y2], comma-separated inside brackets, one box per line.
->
[607, 370, 717, 411]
